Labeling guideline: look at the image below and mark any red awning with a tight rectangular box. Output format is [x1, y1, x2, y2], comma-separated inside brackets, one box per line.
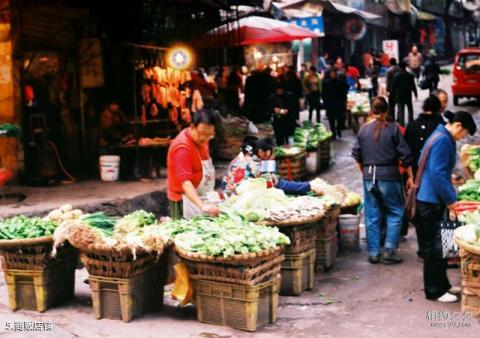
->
[206, 15, 321, 46]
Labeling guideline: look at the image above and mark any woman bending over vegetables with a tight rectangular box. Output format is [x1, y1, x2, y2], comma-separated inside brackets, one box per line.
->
[222, 137, 323, 196]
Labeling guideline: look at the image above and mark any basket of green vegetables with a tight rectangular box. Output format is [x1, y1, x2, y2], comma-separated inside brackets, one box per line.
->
[0, 215, 76, 270]
[53, 210, 171, 278]
[159, 215, 289, 285]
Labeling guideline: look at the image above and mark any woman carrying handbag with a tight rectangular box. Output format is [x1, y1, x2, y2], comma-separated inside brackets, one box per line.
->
[412, 111, 476, 302]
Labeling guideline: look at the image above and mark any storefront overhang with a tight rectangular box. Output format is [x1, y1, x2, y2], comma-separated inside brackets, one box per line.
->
[324, 1, 381, 22]
[411, 4, 436, 22]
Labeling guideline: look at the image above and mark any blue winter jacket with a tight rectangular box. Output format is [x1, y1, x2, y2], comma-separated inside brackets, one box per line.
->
[277, 179, 311, 195]
[417, 124, 457, 206]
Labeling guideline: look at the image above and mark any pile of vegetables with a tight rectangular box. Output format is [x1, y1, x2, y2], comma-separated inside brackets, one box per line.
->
[221, 178, 326, 222]
[221, 179, 289, 222]
[458, 180, 480, 201]
[0, 123, 21, 137]
[348, 92, 370, 115]
[310, 179, 352, 206]
[456, 208, 480, 246]
[53, 209, 168, 258]
[0, 216, 58, 239]
[158, 215, 290, 258]
[460, 144, 480, 174]
[275, 146, 304, 158]
[266, 196, 326, 222]
[293, 122, 333, 150]
[45, 204, 84, 223]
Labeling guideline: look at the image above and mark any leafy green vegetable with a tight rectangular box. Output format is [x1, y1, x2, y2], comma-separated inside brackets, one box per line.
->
[458, 180, 480, 201]
[0, 216, 58, 239]
[81, 212, 116, 237]
[159, 215, 290, 257]
[0, 123, 21, 137]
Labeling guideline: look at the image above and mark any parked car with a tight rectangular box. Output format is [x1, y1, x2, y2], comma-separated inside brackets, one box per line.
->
[452, 48, 480, 105]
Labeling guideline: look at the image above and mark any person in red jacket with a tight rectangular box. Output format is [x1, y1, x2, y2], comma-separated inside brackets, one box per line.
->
[167, 110, 219, 219]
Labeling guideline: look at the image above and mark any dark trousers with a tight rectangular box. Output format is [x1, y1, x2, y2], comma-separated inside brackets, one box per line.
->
[326, 110, 343, 138]
[388, 95, 396, 122]
[428, 80, 439, 96]
[415, 201, 451, 300]
[397, 101, 414, 126]
[307, 91, 321, 123]
[307, 90, 322, 123]
[273, 119, 291, 145]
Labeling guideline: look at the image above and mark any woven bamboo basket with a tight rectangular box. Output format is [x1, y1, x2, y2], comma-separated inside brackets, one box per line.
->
[176, 246, 284, 286]
[276, 152, 306, 181]
[0, 236, 76, 270]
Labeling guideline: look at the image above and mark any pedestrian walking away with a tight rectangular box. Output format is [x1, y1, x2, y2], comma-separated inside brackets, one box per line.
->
[303, 66, 322, 124]
[352, 97, 414, 264]
[391, 62, 418, 126]
[405, 95, 445, 176]
[422, 53, 441, 96]
[415, 111, 477, 302]
[322, 68, 349, 139]
[386, 58, 401, 121]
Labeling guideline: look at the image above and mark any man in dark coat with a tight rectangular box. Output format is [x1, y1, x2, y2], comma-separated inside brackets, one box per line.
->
[268, 81, 295, 145]
[322, 68, 349, 139]
[243, 67, 275, 123]
[391, 62, 418, 126]
[386, 58, 401, 121]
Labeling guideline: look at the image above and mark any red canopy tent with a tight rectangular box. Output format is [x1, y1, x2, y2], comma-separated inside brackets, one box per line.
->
[206, 16, 322, 46]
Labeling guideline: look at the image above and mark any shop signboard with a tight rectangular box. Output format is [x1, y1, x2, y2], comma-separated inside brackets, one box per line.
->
[382, 40, 399, 62]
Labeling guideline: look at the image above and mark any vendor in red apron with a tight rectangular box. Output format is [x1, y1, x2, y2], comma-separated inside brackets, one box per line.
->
[167, 109, 219, 219]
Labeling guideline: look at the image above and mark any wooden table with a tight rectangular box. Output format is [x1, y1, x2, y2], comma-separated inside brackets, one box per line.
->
[113, 142, 171, 179]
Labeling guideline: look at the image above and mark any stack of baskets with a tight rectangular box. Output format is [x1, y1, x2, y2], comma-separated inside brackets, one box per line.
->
[0, 237, 78, 312]
[315, 205, 340, 272]
[78, 245, 170, 322]
[318, 137, 332, 170]
[455, 237, 480, 316]
[177, 247, 284, 332]
[261, 216, 319, 296]
[276, 151, 307, 181]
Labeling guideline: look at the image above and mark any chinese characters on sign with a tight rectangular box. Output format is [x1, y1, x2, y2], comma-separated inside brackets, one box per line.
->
[382, 40, 399, 63]
[4, 321, 54, 332]
[426, 310, 474, 328]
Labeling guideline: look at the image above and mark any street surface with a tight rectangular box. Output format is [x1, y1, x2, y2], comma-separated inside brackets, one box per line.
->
[0, 69, 479, 337]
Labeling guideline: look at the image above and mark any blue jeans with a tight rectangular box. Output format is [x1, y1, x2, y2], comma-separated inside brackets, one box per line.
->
[363, 180, 404, 257]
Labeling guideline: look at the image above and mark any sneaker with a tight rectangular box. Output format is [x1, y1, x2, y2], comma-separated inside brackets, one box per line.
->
[449, 286, 462, 295]
[399, 236, 407, 243]
[383, 250, 403, 265]
[368, 256, 381, 264]
[437, 292, 458, 303]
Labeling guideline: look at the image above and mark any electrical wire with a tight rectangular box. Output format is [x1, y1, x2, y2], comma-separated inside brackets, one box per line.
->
[47, 140, 76, 184]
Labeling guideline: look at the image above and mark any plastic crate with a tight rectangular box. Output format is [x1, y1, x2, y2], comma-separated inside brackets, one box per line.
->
[280, 249, 315, 296]
[462, 287, 480, 316]
[318, 138, 332, 169]
[315, 235, 337, 272]
[3, 253, 77, 312]
[193, 275, 280, 332]
[89, 262, 166, 322]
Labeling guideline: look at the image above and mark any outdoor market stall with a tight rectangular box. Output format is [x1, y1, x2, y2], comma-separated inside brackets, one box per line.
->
[0, 177, 362, 331]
